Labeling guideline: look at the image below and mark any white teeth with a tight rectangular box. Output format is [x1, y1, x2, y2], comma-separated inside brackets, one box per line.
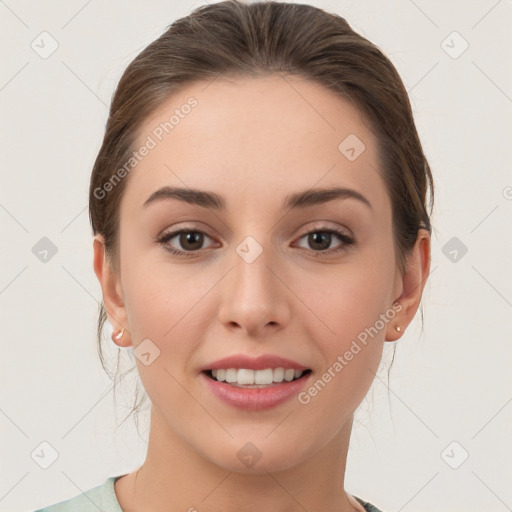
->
[225, 368, 238, 383]
[273, 367, 284, 382]
[254, 368, 273, 384]
[284, 369, 295, 381]
[210, 367, 306, 386]
[238, 368, 255, 385]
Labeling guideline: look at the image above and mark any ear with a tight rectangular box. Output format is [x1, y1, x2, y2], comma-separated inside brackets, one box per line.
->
[93, 234, 132, 347]
[385, 229, 431, 342]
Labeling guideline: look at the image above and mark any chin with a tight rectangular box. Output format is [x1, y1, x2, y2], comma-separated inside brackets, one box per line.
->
[205, 438, 311, 475]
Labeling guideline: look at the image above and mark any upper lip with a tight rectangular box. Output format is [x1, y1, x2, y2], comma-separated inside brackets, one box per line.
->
[202, 354, 309, 372]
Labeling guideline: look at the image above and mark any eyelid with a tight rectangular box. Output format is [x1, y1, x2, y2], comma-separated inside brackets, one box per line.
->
[157, 221, 352, 242]
[157, 225, 217, 248]
[297, 221, 354, 239]
[157, 221, 355, 257]
[158, 222, 214, 240]
[292, 223, 355, 253]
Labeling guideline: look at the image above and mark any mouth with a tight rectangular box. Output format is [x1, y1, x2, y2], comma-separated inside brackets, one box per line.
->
[203, 368, 312, 388]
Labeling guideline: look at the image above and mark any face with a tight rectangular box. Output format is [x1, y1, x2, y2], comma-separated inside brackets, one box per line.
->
[101, 74, 406, 473]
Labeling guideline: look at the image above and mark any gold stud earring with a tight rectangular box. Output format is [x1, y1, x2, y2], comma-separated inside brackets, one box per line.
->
[396, 325, 401, 332]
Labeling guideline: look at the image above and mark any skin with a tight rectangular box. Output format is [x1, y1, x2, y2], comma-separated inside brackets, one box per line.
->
[94, 74, 430, 512]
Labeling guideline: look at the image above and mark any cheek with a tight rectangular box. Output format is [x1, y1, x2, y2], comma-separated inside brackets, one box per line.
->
[120, 257, 217, 399]
[120, 236, 203, 337]
[296, 242, 396, 402]
[296, 266, 391, 424]
[120, 263, 206, 408]
[302, 253, 396, 339]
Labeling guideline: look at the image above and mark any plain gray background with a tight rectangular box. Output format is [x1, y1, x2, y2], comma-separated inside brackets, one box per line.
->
[1, 1, 511, 511]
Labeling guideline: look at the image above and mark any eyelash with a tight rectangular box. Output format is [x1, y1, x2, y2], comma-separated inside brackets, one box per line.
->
[156, 225, 355, 258]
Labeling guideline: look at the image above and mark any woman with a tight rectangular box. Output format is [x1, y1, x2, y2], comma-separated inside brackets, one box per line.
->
[35, 1, 433, 511]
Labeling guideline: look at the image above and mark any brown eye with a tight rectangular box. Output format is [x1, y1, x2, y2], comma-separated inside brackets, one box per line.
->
[157, 229, 215, 256]
[307, 232, 332, 251]
[177, 231, 204, 251]
[295, 227, 355, 254]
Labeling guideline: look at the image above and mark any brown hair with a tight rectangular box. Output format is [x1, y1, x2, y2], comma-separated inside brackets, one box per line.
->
[89, 0, 433, 426]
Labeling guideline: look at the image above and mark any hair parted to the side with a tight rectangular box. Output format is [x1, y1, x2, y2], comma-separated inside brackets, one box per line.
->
[89, 0, 434, 428]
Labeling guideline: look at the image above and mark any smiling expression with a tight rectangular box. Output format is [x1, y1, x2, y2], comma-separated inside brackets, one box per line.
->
[102, 73, 405, 472]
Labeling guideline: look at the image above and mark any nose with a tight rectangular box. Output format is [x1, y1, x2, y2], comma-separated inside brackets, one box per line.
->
[217, 244, 291, 338]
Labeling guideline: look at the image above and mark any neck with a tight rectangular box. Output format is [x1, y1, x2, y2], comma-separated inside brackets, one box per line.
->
[115, 406, 362, 512]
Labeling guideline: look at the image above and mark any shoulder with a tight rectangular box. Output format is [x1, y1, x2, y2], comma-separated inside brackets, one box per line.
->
[32, 476, 124, 512]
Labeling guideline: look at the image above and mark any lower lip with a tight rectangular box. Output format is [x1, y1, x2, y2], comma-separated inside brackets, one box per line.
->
[201, 371, 311, 411]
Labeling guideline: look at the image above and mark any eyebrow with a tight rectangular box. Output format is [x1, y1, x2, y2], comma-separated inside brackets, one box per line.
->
[142, 186, 372, 211]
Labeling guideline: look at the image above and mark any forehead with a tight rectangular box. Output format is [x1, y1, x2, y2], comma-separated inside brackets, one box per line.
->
[122, 74, 387, 212]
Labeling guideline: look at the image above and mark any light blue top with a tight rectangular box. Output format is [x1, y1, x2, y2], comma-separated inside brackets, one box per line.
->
[33, 476, 124, 512]
[33, 475, 383, 512]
